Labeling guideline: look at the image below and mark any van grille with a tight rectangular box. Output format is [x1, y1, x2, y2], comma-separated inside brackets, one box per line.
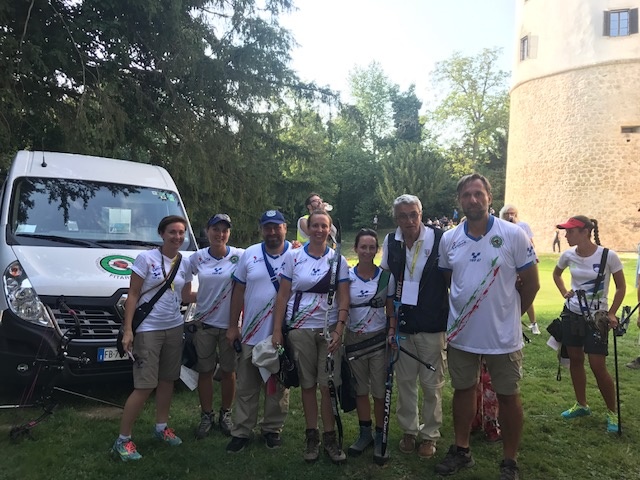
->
[50, 306, 120, 339]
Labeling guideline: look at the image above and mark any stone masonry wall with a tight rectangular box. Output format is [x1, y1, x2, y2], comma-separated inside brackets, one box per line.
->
[506, 61, 640, 253]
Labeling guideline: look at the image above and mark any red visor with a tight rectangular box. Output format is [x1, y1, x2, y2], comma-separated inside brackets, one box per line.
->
[556, 217, 586, 229]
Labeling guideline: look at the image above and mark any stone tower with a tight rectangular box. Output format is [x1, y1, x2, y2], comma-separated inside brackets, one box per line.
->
[506, 0, 640, 252]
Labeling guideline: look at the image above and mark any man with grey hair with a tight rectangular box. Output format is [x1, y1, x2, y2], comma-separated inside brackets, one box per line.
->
[380, 194, 449, 459]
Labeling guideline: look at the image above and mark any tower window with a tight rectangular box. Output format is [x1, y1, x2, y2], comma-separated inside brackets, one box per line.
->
[520, 36, 529, 61]
[604, 9, 639, 36]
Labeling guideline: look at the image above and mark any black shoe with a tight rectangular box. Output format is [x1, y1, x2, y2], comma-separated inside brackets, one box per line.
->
[434, 445, 475, 476]
[226, 436, 249, 453]
[263, 432, 282, 449]
[499, 459, 520, 480]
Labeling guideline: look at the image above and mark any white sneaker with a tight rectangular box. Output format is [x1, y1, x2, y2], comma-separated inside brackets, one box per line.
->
[531, 323, 541, 335]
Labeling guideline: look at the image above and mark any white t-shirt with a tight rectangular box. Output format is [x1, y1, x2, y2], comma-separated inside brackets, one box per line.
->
[188, 246, 245, 328]
[132, 248, 192, 333]
[348, 266, 395, 334]
[438, 216, 537, 354]
[517, 221, 533, 240]
[380, 224, 435, 306]
[232, 241, 291, 346]
[281, 244, 349, 329]
[557, 246, 623, 314]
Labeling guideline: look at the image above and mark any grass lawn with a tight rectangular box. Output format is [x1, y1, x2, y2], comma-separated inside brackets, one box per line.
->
[1, 243, 640, 480]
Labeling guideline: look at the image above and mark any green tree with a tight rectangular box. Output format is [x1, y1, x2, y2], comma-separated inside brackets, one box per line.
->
[428, 47, 509, 201]
[348, 61, 394, 155]
[0, 0, 327, 243]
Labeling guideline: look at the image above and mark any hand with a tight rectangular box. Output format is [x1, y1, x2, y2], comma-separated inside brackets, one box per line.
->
[388, 334, 398, 350]
[607, 311, 619, 329]
[122, 330, 134, 355]
[291, 240, 302, 249]
[563, 289, 575, 299]
[327, 330, 342, 353]
[226, 326, 240, 347]
[272, 330, 284, 349]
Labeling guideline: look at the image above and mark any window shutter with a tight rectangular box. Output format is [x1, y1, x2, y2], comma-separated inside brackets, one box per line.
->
[603, 11, 611, 36]
[630, 8, 639, 34]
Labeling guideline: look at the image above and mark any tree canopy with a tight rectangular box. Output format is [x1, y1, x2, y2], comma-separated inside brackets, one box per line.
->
[1, 4, 510, 241]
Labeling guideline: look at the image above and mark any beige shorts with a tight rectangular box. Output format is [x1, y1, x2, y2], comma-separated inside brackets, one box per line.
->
[345, 330, 387, 399]
[193, 326, 237, 373]
[447, 346, 523, 395]
[132, 325, 183, 389]
[288, 327, 342, 389]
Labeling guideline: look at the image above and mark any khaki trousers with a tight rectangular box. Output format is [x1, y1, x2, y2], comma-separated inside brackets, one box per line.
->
[231, 343, 289, 438]
[395, 331, 446, 442]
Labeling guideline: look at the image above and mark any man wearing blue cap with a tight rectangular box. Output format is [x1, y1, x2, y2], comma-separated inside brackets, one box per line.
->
[225, 210, 293, 453]
[185, 213, 245, 439]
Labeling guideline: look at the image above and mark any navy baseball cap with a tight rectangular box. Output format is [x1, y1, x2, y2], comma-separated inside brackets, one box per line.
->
[259, 210, 286, 226]
[208, 213, 232, 227]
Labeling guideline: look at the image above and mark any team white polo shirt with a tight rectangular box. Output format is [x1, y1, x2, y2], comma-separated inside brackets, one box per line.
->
[438, 216, 537, 354]
[348, 266, 395, 334]
[188, 245, 245, 328]
[232, 241, 291, 346]
[557, 245, 623, 314]
[132, 248, 192, 333]
[280, 244, 349, 330]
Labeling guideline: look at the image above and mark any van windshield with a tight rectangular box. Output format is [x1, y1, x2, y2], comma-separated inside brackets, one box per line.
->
[8, 177, 196, 250]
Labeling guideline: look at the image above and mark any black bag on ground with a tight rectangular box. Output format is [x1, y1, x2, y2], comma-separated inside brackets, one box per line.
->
[339, 355, 357, 413]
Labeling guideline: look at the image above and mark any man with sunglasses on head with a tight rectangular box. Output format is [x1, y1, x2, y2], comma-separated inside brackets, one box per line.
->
[296, 192, 337, 245]
[380, 194, 449, 460]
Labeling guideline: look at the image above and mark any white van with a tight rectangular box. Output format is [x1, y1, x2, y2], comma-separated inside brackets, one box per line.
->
[0, 151, 197, 385]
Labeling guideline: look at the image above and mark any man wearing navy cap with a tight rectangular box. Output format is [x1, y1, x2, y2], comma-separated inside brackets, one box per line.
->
[226, 210, 292, 453]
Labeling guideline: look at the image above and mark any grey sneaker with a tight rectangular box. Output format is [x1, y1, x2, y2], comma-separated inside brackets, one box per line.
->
[195, 411, 214, 439]
[626, 357, 640, 369]
[531, 323, 541, 335]
[373, 429, 390, 465]
[152, 427, 182, 446]
[303, 428, 320, 463]
[348, 425, 373, 456]
[499, 458, 520, 480]
[218, 408, 233, 437]
[323, 430, 346, 464]
[434, 445, 475, 476]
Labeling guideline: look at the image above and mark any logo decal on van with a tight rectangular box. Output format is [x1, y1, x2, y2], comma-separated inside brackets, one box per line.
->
[99, 255, 135, 276]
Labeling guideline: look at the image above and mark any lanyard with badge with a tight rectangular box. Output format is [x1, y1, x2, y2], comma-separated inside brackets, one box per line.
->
[402, 239, 423, 306]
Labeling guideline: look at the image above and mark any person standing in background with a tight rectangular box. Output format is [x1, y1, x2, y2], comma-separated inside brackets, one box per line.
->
[500, 204, 540, 335]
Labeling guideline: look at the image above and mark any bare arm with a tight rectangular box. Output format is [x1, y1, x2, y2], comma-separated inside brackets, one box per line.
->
[637, 275, 640, 327]
[517, 264, 540, 315]
[181, 282, 195, 304]
[271, 277, 292, 348]
[122, 273, 144, 353]
[552, 265, 574, 299]
[606, 269, 626, 327]
[226, 281, 245, 345]
[328, 281, 349, 353]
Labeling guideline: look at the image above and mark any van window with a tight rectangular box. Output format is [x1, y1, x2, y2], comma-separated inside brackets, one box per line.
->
[8, 177, 195, 250]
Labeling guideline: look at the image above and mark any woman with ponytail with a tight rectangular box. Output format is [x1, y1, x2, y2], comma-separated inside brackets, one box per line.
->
[552, 215, 626, 433]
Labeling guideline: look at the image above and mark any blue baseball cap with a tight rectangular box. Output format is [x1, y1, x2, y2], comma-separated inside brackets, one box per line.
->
[208, 213, 232, 227]
[259, 210, 286, 226]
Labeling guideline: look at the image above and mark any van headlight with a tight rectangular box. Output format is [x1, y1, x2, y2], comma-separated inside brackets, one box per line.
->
[3, 261, 53, 327]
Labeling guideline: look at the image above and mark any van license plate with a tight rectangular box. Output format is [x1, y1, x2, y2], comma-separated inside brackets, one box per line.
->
[97, 347, 124, 362]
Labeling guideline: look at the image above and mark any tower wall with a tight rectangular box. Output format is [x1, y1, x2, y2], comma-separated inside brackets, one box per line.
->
[506, 0, 640, 252]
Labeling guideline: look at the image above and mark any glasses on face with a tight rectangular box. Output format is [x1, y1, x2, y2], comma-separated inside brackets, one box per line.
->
[396, 211, 421, 222]
[310, 198, 323, 206]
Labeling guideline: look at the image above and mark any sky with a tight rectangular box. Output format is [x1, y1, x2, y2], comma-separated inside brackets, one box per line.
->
[280, 0, 516, 102]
